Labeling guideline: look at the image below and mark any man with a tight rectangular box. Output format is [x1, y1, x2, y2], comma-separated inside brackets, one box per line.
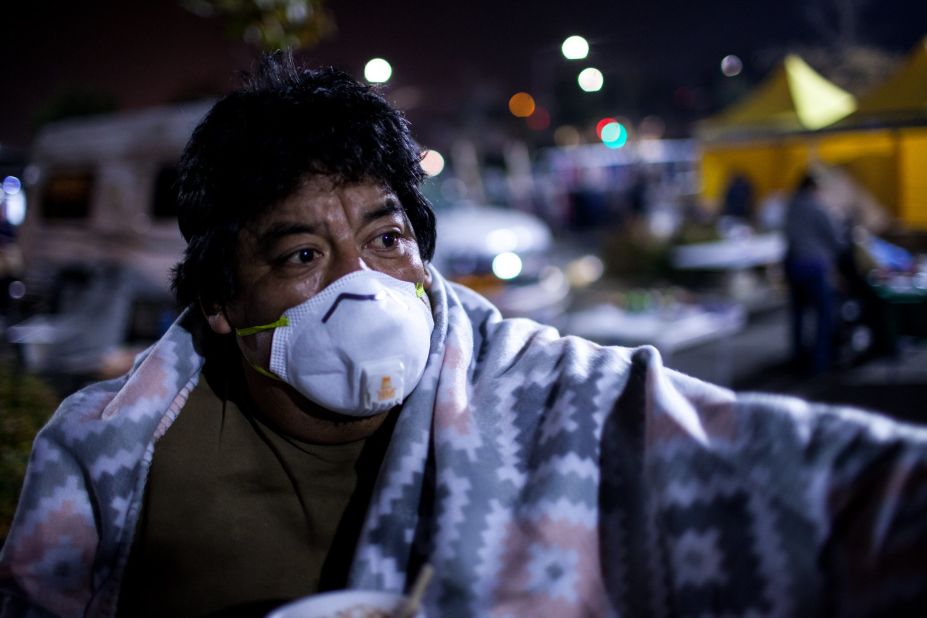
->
[721, 172, 755, 222]
[784, 173, 847, 374]
[2, 54, 927, 617]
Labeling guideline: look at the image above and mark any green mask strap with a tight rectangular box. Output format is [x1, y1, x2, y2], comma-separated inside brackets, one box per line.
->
[415, 282, 426, 298]
[235, 316, 289, 337]
[247, 362, 283, 381]
[234, 316, 290, 381]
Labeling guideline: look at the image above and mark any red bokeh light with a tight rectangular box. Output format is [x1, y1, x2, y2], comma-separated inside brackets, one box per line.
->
[595, 117, 617, 139]
[527, 106, 551, 131]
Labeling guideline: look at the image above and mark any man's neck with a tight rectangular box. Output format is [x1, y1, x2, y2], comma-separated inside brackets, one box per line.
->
[200, 328, 391, 444]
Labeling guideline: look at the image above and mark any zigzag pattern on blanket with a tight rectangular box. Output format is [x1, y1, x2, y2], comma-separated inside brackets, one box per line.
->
[3, 268, 927, 617]
[0, 312, 205, 617]
[350, 271, 927, 617]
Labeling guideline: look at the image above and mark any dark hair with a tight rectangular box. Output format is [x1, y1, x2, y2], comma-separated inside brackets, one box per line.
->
[796, 172, 818, 193]
[171, 52, 436, 310]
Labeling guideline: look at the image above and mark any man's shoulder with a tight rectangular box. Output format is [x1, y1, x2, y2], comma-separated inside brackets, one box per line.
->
[38, 311, 205, 443]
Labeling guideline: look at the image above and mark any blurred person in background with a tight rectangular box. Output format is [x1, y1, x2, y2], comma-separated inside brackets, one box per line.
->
[783, 172, 847, 374]
[721, 171, 755, 223]
[2, 54, 927, 617]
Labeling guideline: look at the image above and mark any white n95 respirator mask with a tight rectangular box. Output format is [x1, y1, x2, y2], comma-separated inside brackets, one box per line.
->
[235, 270, 434, 417]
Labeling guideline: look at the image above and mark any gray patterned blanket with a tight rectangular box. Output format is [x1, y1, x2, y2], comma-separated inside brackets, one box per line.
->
[2, 268, 927, 617]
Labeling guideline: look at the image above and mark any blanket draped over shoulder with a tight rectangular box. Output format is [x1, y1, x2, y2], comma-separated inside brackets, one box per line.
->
[2, 267, 927, 617]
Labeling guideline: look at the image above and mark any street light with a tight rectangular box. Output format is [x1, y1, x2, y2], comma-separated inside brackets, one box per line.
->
[527, 34, 593, 127]
[508, 92, 536, 117]
[364, 58, 392, 83]
[492, 252, 523, 280]
[577, 67, 604, 92]
[561, 35, 589, 60]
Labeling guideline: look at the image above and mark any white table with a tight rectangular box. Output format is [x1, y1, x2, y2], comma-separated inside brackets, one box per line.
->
[671, 233, 785, 270]
[562, 302, 746, 384]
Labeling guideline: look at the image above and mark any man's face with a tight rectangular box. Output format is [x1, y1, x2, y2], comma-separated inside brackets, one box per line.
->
[207, 174, 429, 368]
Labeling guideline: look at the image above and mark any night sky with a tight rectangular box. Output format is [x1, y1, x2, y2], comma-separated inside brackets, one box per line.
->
[2, 0, 925, 151]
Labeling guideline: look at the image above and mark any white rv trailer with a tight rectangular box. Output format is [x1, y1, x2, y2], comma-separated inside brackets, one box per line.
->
[20, 100, 213, 290]
[9, 102, 212, 378]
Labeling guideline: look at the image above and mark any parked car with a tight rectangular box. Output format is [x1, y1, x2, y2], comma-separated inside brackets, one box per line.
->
[6, 260, 176, 392]
[431, 203, 571, 323]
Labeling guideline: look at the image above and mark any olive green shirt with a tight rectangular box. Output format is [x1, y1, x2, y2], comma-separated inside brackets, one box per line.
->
[118, 366, 393, 617]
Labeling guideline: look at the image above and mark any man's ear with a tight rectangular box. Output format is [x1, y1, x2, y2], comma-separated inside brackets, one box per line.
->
[200, 300, 233, 334]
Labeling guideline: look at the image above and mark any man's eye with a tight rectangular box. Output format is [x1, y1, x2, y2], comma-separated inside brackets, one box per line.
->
[287, 248, 317, 264]
[376, 232, 400, 249]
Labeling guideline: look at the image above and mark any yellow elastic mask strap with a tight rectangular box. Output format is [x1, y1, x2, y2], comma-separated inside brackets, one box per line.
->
[415, 282, 426, 298]
[234, 316, 289, 337]
[247, 361, 283, 381]
[234, 316, 289, 381]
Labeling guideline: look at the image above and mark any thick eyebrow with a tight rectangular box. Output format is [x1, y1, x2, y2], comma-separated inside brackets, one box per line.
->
[363, 197, 403, 224]
[255, 197, 405, 253]
[257, 221, 317, 254]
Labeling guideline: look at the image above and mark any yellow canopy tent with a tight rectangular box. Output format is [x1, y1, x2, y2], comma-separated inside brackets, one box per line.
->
[843, 36, 927, 127]
[828, 36, 927, 229]
[695, 51, 927, 230]
[698, 55, 859, 218]
[697, 54, 857, 142]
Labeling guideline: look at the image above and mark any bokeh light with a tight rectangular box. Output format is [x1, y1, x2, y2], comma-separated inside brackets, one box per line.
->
[526, 106, 550, 131]
[600, 121, 628, 149]
[508, 92, 536, 117]
[639, 115, 666, 139]
[2, 176, 21, 195]
[2, 193, 25, 226]
[554, 125, 581, 147]
[285, 2, 308, 23]
[566, 255, 604, 287]
[420, 149, 445, 176]
[595, 117, 617, 139]
[577, 67, 604, 92]
[2, 176, 25, 225]
[561, 35, 589, 60]
[8, 280, 25, 300]
[721, 54, 743, 77]
[364, 58, 392, 83]
[492, 252, 523, 280]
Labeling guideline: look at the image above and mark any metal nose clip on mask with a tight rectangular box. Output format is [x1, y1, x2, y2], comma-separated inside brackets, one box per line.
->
[236, 270, 434, 417]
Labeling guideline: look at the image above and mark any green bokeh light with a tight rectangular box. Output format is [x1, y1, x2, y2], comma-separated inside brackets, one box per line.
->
[600, 121, 627, 148]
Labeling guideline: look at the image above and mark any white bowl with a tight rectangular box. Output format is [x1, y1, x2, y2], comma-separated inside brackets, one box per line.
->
[267, 590, 423, 618]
